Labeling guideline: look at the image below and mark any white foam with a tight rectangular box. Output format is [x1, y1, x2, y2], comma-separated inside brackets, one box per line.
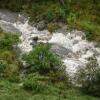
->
[48, 32, 100, 76]
[0, 16, 100, 77]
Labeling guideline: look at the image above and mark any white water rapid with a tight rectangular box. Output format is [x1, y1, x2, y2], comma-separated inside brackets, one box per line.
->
[0, 10, 100, 77]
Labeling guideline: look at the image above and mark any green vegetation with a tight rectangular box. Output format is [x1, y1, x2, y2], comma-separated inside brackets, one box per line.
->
[76, 56, 100, 97]
[0, 0, 99, 41]
[0, 0, 100, 100]
[0, 32, 20, 49]
[0, 31, 100, 99]
[22, 44, 70, 92]
[0, 80, 100, 100]
[23, 44, 63, 75]
[0, 32, 21, 81]
[27, 3, 66, 23]
[47, 23, 60, 33]
[0, 0, 24, 12]
[67, 0, 100, 42]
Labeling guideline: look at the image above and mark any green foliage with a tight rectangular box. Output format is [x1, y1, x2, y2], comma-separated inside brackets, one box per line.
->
[0, 32, 20, 50]
[26, 3, 66, 22]
[0, 0, 100, 42]
[23, 44, 70, 92]
[0, 0, 24, 12]
[76, 56, 100, 97]
[44, 4, 66, 22]
[0, 1, 100, 99]
[47, 23, 60, 33]
[0, 32, 21, 81]
[23, 44, 63, 75]
[48, 70, 70, 88]
[0, 80, 100, 100]
[67, 0, 100, 42]
[0, 50, 21, 80]
[23, 74, 49, 93]
[8, 75, 20, 83]
[0, 61, 7, 77]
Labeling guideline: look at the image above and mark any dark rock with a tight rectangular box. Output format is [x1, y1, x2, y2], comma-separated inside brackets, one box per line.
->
[32, 36, 38, 41]
[56, 23, 67, 33]
[0, 9, 18, 23]
[0, 27, 3, 32]
[23, 62, 30, 69]
[30, 36, 39, 45]
[0, 21, 21, 35]
[51, 44, 72, 58]
[30, 42, 35, 45]
[36, 21, 46, 31]
[71, 30, 85, 39]
[73, 40, 79, 44]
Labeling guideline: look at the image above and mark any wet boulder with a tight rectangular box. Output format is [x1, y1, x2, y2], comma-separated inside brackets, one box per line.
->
[36, 21, 46, 31]
[0, 21, 21, 35]
[51, 44, 72, 58]
[32, 36, 38, 41]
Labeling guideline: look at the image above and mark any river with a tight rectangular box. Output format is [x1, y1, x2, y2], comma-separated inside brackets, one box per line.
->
[0, 9, 100, 77]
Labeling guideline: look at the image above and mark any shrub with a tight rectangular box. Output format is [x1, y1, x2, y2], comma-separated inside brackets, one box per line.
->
[0, 32, 20, 50]
[44, 4, 66, 22]
[27, 3, 66, 22]
[0, 60, 21, 80]
[0, 50, 21, 77]
[48, 70, 71, 90]
[0, 50, 15, 63]
[0, 32, 21, 80]
[23, 44, 63, 75]
[23, 74, 49, 93]
[76, 56, 100, 97]
[0, 0, 24, 12]
[8, 75, 20, 83]
[47, 23, 60, 33]
[0, 61, 7, 77]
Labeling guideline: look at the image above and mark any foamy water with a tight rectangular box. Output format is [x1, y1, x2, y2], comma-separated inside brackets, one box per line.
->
[0, 13, 100, 77]
[48, 32, 100, 76]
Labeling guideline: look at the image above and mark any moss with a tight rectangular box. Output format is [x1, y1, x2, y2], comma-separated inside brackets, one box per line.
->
[67, 0, 100, 42]
[47, 23, 60, 33]
[67, 14, 100, 42]
[0, 0, 99, 42]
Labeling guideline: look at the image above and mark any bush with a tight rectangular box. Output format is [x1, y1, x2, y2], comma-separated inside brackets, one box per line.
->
[0, 61, 7, 77]
[48, 70, 70, 88]
[27, 3, 66, 22]
[0, 0, 24, 12]
[0, 32, 21, 80]
[8, 75, 20, 83]
[44, 4, 66, 22]
[23, 74, 49, 93]
[0, 32, 20, 50]
[23, 44, 63, 75]
[47, 23, 60, 33]
[76, 56, 100, 97]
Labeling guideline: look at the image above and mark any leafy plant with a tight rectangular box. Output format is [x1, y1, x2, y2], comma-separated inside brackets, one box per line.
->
[23, 44, 63, 75]
[23, 74, 49, 93]
[0, 32, 20, 49]
[0, 61, 7, 77]
[0, 32, 21, 80]
[47, 23, 60, 33]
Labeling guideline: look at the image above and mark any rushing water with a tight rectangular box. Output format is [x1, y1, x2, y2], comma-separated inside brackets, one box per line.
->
[0, 10, 100, 77]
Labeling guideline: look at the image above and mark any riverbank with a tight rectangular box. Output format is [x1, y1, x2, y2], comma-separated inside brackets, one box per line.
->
[0, 0, 100, 42]
[0, 80, 100, 100]
[0, 9, 100, 77]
